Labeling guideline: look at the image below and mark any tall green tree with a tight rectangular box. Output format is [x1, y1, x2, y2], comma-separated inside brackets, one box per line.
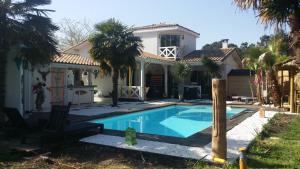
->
[89, 19, 142, 106]
[202, 40, 239, 50]
[234, 0, 300, 64]
[0, 0, 58, 124]
[257, 35, 271, 48]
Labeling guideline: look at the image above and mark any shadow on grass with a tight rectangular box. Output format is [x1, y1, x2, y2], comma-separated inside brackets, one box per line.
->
[247, 157, 288, 169]
[51, 142, 194, 169]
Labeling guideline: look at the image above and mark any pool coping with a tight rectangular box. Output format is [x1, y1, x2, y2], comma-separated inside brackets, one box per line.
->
[88, 103, 258, 147]
[80, 110, 278, 162]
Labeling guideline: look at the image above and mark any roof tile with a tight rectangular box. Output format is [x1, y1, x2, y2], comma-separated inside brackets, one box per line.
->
[182, 48, 235, 62]
[133, 23, 200, 36]
[53, 53, 99, 66]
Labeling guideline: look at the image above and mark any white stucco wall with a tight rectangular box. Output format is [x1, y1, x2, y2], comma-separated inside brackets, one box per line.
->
[221, 52, 242, 78]
[66, 28, 197, 58]
[92, 74, 113, 97]
[92, 73, 126, 97]
[31, 65, 52, 111]
[134, 30, 197, 56]
[65, 42, 91, 58]
[180, 33, 197, 56]
[134, 31, 159, 55]
[156, 30, 197, 57]
[5, 56, 23, 115]
[5, 58, 55, 115]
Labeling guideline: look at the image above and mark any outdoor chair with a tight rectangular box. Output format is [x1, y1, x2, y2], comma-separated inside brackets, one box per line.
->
[3, 104, 103, 146]
[2, 107, 33, 141]
[40, 104, 104, 146]
[3, 107, 28, 129]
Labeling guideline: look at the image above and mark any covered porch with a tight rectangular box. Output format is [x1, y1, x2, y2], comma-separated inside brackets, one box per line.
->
[120, 53, 175, 101]
[120, 53, 205, 101]
[23, 53, 100, 113]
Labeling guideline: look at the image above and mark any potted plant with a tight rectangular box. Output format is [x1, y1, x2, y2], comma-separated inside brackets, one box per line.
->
[171, 62, 191, 101]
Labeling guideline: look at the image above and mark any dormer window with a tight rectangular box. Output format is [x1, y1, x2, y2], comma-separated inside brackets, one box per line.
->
[160, 35, 180, 47]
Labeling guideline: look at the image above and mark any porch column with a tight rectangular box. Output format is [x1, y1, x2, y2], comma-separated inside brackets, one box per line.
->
[290, 69, 295, 113]
[88, 70, 92, 86]
[140, 61, 145, 101]
[164, 65, 168, 97]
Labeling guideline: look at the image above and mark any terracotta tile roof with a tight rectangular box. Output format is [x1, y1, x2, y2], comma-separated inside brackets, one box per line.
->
[182, 48, 236, 62]
[52, 53, 99, 66]
[138, 51, 176, 63]
[133, 23, 200, 36]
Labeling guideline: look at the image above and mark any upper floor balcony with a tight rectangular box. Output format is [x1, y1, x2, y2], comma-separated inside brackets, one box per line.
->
[159, 46, 182, 59]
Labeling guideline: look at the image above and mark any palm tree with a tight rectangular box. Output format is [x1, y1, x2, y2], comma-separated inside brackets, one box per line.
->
[201, 56, 221, 78]
[171, 62, 191, 101]
[233, 0, 300, 64]
[89, 19, 142, 106]
[0, 0, 58, 125]
[242, 47, 265, 103]
[259, 34, 289, 106]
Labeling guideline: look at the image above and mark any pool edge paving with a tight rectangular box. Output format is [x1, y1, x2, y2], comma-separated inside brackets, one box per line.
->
[80, 110, 277, 163]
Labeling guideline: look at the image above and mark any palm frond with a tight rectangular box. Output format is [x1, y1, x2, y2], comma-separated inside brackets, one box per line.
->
[171, 62, 191, 83]
[89, 18, 142, 78]
[0, 0, 58, 65]
[201, 56, 221, 78]
[234, 0, 299, 28]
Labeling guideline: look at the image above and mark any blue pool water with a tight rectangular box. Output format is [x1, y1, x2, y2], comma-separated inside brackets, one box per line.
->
[91, 105, 246, 138]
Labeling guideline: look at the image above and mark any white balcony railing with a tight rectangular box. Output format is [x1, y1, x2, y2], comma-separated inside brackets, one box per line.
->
[120, 86, 141, 99]
[159, 46, 180, 59]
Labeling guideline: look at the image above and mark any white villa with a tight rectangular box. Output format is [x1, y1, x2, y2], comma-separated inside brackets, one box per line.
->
[5, 23, 242, 115]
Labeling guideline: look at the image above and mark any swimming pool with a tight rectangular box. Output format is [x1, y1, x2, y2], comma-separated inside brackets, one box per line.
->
[91, 105, 246, 138]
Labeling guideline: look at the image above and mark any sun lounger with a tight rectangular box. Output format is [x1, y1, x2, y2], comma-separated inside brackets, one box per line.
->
[41, 104, 103, 146]
[4, 105, 103, 146]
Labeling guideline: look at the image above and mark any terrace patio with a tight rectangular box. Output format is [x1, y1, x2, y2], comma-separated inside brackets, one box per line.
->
[22, 99, 276, 164]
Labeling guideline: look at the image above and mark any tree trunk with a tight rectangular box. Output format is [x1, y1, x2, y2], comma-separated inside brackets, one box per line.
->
[0, 44, 8, 127]
[256, 69, 264, 104]
[178, 83, 184, 101]
[288, 10, 300, 64]
[267, 69, 281, 107]
[112, 69, 119, 107]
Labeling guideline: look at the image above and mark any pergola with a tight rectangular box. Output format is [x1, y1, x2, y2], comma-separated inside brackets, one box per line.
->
[275, 58, 300, 113]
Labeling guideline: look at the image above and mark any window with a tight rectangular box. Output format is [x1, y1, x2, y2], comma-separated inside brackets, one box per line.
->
[160, 35, 180, 47]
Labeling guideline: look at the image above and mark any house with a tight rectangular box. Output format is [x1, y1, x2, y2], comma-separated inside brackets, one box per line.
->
[5, 23, 242, 116]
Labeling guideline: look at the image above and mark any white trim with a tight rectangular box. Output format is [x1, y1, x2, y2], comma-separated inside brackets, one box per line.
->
[135, 57, 174, 65]
[134, 26, 200, 37]
[51, 63, 99, 70]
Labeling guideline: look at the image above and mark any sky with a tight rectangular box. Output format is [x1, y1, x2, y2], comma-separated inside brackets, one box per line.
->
[45, 0, 275, 49]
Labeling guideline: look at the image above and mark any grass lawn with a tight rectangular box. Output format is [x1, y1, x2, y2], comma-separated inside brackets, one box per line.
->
[240, 114, 300, 168]
[0, 113, 299, 169]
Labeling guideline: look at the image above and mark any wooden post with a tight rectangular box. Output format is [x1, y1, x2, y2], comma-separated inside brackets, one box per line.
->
[128, 67, 132, 98]
[140, 61, 145, 101]
[212, 79, 227, 160]
[281, 70, 284, 107]
[290, 69, 295, 113]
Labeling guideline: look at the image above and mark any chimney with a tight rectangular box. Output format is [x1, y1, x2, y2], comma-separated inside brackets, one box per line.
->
[221, 39, 229, 49]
